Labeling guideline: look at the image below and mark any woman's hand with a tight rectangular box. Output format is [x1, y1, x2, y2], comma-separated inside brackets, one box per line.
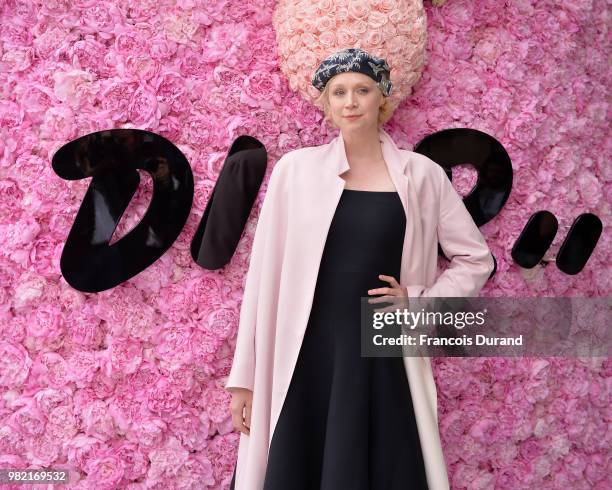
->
[228, 388, 253, 436]
[368, 274, 408, 312]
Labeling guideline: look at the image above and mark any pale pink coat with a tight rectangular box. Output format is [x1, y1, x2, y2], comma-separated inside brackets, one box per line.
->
[225, 127, 495, 490]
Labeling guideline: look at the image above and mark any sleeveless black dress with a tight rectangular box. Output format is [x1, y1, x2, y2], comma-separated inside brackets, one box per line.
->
[230, 189, 429, 490]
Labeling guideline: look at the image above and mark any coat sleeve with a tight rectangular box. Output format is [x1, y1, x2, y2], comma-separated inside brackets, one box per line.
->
[225, 157, 286, 392]
[405, 164, 494, 299]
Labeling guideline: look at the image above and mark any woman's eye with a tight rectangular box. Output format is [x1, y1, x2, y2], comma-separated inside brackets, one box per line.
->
[333, 89, 368, 95]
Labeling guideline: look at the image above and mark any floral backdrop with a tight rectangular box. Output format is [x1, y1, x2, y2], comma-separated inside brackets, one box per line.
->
[0, 0, 610, 489]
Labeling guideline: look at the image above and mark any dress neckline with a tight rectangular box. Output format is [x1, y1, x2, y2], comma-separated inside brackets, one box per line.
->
[343, 188, 397, 193]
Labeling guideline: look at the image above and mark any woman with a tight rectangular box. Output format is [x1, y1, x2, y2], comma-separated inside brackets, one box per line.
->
[226, 48, 494, 490]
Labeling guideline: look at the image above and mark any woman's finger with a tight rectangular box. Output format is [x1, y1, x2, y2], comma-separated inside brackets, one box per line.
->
[231, 401, 250, 435]
[378, 274, 401, 288]
[368, 286, 393, 296]
[244, 402, 252, 430]
[368, 294, 395, 304]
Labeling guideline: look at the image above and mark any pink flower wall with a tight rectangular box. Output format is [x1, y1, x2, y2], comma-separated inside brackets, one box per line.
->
[0, 0, 609, 489]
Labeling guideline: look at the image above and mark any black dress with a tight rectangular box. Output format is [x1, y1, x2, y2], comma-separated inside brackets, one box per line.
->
[230, 189, 429, 490]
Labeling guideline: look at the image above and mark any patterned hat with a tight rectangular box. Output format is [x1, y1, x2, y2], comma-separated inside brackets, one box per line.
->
[311, 48, 393, 97]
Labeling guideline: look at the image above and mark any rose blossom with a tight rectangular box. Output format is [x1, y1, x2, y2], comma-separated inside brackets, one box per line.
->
[241, 71, 282, 109]
[67, 434, 108, 472]
[176, 455, 215, 488]
[168, 408, 209, 451]
[127, 416, 167, 449]
[85, 454, 125, 489]
[67, 351, 99, 387]
[10, 403, 46, 437]
[26, 433, 61, 467]
[127, 86, 161, 128]
[112, 442, 148, 480]
[46, 404, 78, 439]
[82, 400, 116, 441]
[147, 377, 182, 415]
[104, 338, 143, 377]
[0, 342, 32, 387]
[31, 385, 66, 412]
[147, 436, 189, 481]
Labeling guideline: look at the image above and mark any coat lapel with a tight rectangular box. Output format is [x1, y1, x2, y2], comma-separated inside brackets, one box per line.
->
[334, 127, 426, 286]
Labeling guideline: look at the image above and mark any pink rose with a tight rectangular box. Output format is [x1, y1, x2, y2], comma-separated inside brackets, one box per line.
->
[25, 434, 60, 467]
[70, 37, 111, 76]
[241, 71, 282, 109]
[67, 351, 99, 387]
[153, 322, 193, 369]
[66, 310, 103, 349]
[147, 378, 182, 415]
[155, 72, 187, 114]
[434, 361, 471, 399]
[31, 352, 68, 387]
[562, 370, 590, 397]
[158, 115, 182, 141]
[469, 416, 501, 444]
[120, 55, 161, 83]
[0, 342, 32, 387]
[168, 408, 210, 451]
[98, 80, 136, 122]
[347, 0, 368, 20]
[114, 29, 147, 54]
[207, 432, 239, 482]
[127, 416, 167, 449]
[33, 387, 72, 415]
[66, 434, 107, 472]
[127, 87, 161, 128]
[104, 338, 143, 377]
[108, 385, 140, 430]
[149, 37, 178, 60]
[87, 455, 125, 490]
[202, 383, 232, 425]
[80, 4, 123, 37]
[40, 106, 77, 141]
[176, 455, 215, 488]
[191, 328, 223, 366]
[52, 69, 97, 108]
[147, 436, 189, 481]
[26, 304, 65, 350]
[82, 400, 116, 441]
[1, 48, 34, 73]
[46, 404, 78, 439]
[10, 404, 46, 436]
[12, 271, 45, 309]
[163, 12, 200, 45]
[577, 170, 602, 207]
[127, 362, 160, 392]
[0, 424, 26, 456]
[90, 371, 117, 400]
[113, 442, 148, 480]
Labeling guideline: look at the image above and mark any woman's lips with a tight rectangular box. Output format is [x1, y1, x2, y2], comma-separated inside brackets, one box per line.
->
[345, 115, 362, 119]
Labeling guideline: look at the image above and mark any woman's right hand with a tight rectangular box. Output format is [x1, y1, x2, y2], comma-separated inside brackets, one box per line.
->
[229, 388, 253, 435]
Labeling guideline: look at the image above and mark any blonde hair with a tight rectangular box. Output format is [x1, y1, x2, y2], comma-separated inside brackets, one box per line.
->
[314, 78, 396, 128]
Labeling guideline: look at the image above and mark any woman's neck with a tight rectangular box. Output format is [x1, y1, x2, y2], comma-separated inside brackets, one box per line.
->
[342, 127, 384, 168]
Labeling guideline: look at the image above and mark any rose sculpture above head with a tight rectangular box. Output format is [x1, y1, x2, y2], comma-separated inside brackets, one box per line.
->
[272, 0, 428, 113]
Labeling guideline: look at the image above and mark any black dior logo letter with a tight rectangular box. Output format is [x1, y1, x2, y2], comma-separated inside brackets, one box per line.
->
[51, 129, 193, 292]
[415, 128, 514, 278]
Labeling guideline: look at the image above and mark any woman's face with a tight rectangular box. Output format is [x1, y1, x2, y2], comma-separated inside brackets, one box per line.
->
[326, 72, 383, 131]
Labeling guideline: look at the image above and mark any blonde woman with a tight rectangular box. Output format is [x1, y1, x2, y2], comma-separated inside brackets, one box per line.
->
[227, 48, 494, 490]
